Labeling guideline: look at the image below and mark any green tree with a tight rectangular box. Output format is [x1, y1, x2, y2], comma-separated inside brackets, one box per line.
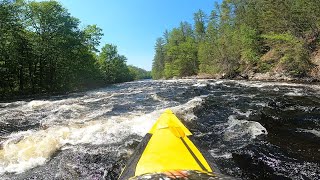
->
[0, 0, 135, 99]
[98, 44, 132, 83]
[198, 9, 220, 74]
[152, 38, 165, 79]
[0, 0, 32, 94]
[84, 25, 103, 52]
[163, 22, 198, 78]
[194, 9, 207, 42]
[128, 65, 151, 80]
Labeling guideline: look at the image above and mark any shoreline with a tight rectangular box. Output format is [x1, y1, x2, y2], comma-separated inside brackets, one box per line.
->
[179, 72, 320, 84]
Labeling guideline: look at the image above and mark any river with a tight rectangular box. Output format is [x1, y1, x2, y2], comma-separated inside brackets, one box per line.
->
[0, 79, 319, 179]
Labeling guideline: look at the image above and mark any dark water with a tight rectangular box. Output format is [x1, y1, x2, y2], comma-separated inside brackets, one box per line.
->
[0, 80, 319, 179]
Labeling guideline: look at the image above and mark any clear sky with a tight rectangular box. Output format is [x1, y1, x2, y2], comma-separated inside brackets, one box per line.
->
[55, 0, 219, 71]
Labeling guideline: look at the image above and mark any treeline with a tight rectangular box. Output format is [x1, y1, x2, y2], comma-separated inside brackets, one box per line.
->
[128, 65, 151, 80]
[152, 0, 320, 79]
[0, 0, 149, 98]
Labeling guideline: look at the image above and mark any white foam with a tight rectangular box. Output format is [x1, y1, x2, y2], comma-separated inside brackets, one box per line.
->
[284, 92, 304, 96]
[0, 96, 204, 174]
[255, 102, 268, 107]
[209, 149, 232, 159]
[233, 109, 252, 117]
[263, 155, 281, 168]
[235, 81, 290, 88]
[58, 104, 86, 111]
[192, 83, 207, 87]
[0, 103, 10, 108]
[297, 129, 320, 137]
[39, 104, 90, 125]
[223, 115, 267, 141]
[150, 94, 164, 102]
[85, 108, 112, 120]
[27, 100, 51, 109]
[171, 96, 205, 121]
[0, 157, 47, 174]
[210, 80, 224, 85]
[0, 127, 70, 174]
[0, 119, 137, 174]
[235, 80, 320, 93]
[82, 97, 105, 103]
[111, 90, 144, 97]
[273, 87, 280, 91]
[0, 116, 153, 174]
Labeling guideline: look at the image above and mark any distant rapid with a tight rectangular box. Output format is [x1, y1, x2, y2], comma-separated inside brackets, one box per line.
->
[0, 80, 319, 179]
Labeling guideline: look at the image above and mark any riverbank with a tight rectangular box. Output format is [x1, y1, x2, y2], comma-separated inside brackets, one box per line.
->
[179, 47, 320, 83]
[180, 72, 320, 83]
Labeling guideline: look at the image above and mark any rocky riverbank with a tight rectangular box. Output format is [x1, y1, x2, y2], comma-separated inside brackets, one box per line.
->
[179, 47, 320, 83]
[181, 71, 320, 83]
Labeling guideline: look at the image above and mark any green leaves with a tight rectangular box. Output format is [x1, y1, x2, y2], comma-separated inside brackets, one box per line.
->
[261, 32, 310, 76]
[98, 44, 132, 83]
[0, 0, 137, 98]
[262, 33, 300, 45]
[152, 38, 165, 79]
[84, 25, 103, 52]
[152, 0, 320, 79]
[152, 22, 198, 79]
[194, 9, 207, 42]
[128, 65, 151, 80]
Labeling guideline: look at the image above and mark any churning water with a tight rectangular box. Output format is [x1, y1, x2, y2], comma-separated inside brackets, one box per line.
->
[0, 80, 319, 179]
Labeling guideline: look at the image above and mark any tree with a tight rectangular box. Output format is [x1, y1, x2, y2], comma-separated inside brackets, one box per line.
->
[98, 44, 132, 83]
[198, 9, 220, 74]
[128, 65, 151, 80]
[153, 0, 320, 79]
[173, 37, 198, 76]
[0, 0, 32, 94]
[152, 38, 165, 79]
[84, 25, 103, 52]
[194, 9, 207, 42]
[0, 0, 137, 99]
[163, 22, 198, 78]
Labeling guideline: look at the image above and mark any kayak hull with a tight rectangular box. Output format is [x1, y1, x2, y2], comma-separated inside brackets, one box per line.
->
[119, 109, 213, 179]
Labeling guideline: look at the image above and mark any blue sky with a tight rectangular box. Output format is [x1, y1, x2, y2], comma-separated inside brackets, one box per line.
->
[55, 0, 219, 71]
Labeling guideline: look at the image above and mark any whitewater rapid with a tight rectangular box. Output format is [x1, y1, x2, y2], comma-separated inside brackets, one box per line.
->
[0, 79, 319, 179]
[0, 81, 208, 175]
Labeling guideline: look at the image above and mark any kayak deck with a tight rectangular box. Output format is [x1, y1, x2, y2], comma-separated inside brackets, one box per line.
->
[119, 109, 213, 179]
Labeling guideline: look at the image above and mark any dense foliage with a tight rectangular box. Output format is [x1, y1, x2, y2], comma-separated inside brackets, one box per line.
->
[128, 65, 152, 80]
[0, 0, 148, 98]
[152, 0, 320, 79]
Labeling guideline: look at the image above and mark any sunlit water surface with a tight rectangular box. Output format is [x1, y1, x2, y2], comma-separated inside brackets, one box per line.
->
[0, 79, 319, 179]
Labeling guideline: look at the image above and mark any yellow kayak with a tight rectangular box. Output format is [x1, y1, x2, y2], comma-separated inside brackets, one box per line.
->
[119, 109, 214, 179]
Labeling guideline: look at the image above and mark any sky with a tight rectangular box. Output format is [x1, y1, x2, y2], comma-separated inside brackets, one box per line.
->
[55, 0, 219, 71]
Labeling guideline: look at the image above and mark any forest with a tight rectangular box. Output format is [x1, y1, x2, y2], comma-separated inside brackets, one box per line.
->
[152, 0, 320, 80]
[0, 0, 149, 98]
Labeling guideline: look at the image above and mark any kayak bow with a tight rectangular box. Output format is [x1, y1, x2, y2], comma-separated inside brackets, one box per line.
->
[119, 109, 214, 179]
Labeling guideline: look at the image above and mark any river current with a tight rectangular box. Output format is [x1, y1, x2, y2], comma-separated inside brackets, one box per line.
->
[0, 79, 319, 179]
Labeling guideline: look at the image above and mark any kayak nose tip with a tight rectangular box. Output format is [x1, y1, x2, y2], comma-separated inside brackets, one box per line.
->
[164, 109, 174, 114]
